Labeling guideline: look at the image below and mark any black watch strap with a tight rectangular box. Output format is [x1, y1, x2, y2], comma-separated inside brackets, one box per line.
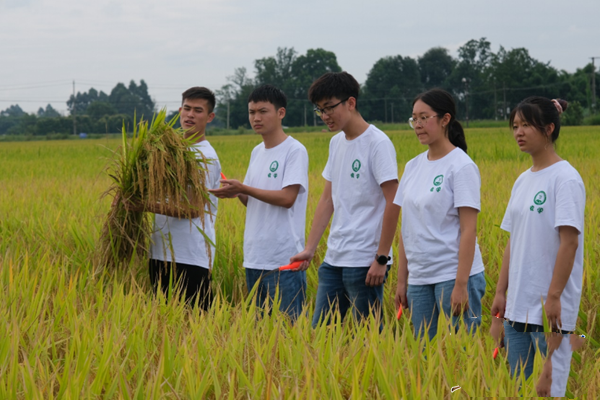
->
[376, 254, 390, 265]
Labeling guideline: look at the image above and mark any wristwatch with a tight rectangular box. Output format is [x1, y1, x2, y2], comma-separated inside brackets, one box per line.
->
[375, 254, 391, 266]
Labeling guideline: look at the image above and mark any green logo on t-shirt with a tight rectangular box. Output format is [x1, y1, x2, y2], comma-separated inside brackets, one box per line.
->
[350, 159, 361, 179]
[268, 161, 279, 178]
[430, 174, 444, 193]
[529, 190, 546, 213]
[534, 191, 546, 205]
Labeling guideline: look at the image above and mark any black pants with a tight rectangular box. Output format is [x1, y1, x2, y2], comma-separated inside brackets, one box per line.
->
[149, 259, 212, 311]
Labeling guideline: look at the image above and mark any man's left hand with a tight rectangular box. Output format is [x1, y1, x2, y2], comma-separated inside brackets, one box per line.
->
[365, 260, 387, 287]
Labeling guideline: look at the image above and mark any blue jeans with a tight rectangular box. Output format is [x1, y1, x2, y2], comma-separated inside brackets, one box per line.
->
[311, 262, 390, 328]
[503, 321, 572, 397]
[503, 320, 548, 380]
[245, 268, 306, 322]
[406, 271, 486, 340]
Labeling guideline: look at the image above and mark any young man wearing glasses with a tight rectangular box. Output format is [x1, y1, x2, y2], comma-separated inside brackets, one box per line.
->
[291, 72, 399, 327]
[209, 84, 309, 322]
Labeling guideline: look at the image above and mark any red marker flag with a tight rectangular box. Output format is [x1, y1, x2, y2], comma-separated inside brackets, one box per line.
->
[397, 304, 403, 320]
[493, 312, 500, 359]
[220, 172, 227, 180]
[279, 261, 303, 271]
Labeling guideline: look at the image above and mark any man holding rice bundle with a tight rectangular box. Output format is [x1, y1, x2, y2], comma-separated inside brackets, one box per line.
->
[148, 87, 221, 311]
[210, 85, 309, 322]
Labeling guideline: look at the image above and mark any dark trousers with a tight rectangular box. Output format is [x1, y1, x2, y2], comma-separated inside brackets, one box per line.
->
[149, 259, 212, 311]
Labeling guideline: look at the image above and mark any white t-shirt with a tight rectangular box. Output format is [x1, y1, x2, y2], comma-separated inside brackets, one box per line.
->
[150, 140, 221, 269]
[501, 160, 585, 332]
[322, 125, 398, 267]
[394, 148, 485, 285]
[243, 136, 309, 270]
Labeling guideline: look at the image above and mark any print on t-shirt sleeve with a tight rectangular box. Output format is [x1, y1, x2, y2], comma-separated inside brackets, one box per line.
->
[371, 139, 398, 186]
[453, 163, 481, 210]
[282, 146, 309, 193]
[554, 179, 585, 234]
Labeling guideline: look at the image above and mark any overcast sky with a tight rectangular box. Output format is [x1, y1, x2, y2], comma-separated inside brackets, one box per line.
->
[1, 0, 599, 114]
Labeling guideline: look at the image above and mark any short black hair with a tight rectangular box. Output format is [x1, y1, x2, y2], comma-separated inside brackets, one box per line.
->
[181, 87, 216, 113]
[248, 84, 287, 110]
[509, 97, 568, 143]
[308, 72, 360, 106]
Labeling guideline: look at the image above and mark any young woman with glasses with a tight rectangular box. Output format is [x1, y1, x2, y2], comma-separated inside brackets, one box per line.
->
[394, 88, 486, 340]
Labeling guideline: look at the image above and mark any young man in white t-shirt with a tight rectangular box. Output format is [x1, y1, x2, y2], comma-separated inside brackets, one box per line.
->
[290, 72, 399, 327]
[209, 85, 309, 321]
[147, 87, 221, 311]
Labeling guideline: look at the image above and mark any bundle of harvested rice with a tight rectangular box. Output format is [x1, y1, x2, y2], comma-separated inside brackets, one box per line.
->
[97, 110, 210, 269]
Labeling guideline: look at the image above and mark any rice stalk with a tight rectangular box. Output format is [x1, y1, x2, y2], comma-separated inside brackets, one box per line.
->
[96, 109, 209, 269]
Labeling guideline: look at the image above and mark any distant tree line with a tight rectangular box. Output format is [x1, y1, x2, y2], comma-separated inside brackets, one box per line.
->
[216, 39, 595, 128]
[0, 80, 155, 136]
[1, 38, 598, 137]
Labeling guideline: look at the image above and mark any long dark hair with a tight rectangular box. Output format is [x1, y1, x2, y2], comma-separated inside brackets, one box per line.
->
[509, 97, 568, 143]
[413, 89, 467, 153]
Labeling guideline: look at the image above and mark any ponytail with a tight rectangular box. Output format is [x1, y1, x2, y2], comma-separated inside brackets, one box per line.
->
[413, 89, 467, 152]
[448, 119, 467, 153]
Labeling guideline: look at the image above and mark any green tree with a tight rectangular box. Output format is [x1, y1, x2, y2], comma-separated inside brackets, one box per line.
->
[86, 102, 117, 119]
[362, 55, 422, 123]
[37, 104, 61, 118]
[448, 38, 493, 120]
[418, 47, 455, 90]
[215, 67, 255, 129]
[290, 48, 342, 126]
[108, 80, 155, 119]
[1, 104, 25, 117]
[67, 88, 109, 114]
[562, 101, 584, 126]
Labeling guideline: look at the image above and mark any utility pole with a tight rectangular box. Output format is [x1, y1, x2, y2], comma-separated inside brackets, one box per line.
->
[494, 82, 498, 120]
[384, 98, 388, 123]
[591, 57, 600, 114]
[226, 100, 230, 130]
[72, 80, 76, 135]
[304, 104, 307, 127]
[462, 78, 469, 128]
[503, 82, 507, 120]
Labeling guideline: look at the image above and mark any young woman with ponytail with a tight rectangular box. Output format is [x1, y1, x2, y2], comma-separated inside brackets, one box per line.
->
[394, 88, 486, 340]
[491, 97, 584, 397]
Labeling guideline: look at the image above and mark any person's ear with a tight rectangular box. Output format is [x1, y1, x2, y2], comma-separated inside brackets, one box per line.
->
[347, 97, 357, 111]
[207, 112, 215, 124]
[546, 123, 555, 138]
[278, 107, 286, 119]
[441, 113, 451, 127]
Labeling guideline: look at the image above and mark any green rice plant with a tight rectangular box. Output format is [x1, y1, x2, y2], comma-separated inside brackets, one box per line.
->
[96, 110, 210, 269]
[1, 127, 599, 398]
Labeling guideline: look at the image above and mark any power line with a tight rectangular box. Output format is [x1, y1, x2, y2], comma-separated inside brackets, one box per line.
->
[0, 79, 72, 89]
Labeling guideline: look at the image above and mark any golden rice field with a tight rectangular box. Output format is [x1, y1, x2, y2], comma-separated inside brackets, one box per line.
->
[1, 126, 599, 399]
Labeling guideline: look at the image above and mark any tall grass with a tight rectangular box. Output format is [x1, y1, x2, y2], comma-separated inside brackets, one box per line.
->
[0, 126, 599, 398]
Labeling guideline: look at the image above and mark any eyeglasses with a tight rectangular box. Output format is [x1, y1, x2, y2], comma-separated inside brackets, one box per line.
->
[313, 97, 350, 117]
[408, 115, 438, 128]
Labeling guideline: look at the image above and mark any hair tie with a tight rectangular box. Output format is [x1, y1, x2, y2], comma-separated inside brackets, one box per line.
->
[552, 99, 563, 114]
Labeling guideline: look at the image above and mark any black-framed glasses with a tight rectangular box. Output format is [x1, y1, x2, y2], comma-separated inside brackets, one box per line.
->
[313, 97, 350, 117]
[408, 115, 438, 128]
